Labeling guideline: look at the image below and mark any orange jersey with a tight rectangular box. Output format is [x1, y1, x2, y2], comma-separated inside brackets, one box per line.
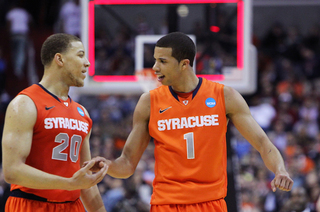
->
[149, 77, 228, 205]
[11, 84, 92, 202]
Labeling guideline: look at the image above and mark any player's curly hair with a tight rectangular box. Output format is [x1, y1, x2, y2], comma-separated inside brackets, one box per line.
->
[155, 32, 196, 67]
[41, 33, 81, 67]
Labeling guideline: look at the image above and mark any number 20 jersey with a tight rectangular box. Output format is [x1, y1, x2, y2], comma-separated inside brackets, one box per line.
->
[11, 84, 92, 202]
[149, 77, 228, 205]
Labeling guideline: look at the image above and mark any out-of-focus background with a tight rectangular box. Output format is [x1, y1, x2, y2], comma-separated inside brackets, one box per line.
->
[0, 0, 320, 211]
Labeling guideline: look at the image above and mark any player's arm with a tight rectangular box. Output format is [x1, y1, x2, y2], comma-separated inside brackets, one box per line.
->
[92, 93, 151, 179]
[2, 95, 107, 190]
[109, 92, 151, 178]
[224, 86, 293, 192]
[80, 107, 107, 212]
[316, 195, 320, 212]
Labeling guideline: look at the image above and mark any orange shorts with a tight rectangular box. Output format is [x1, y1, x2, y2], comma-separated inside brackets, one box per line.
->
[5, 196, 85, 212]
[151, 199, 228, 212]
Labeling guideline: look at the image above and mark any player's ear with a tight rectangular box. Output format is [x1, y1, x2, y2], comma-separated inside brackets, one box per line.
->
[54, 53, 64, 66]
[181, 59, 190, 69]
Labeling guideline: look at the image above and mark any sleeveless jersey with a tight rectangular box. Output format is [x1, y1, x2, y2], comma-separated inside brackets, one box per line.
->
[149, 77, 228, 205]
[11, 84, 92, 202]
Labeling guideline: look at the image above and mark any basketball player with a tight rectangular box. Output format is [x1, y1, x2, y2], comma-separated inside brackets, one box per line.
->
[91, 32, 293, 212]
[1, 33, 108, 212]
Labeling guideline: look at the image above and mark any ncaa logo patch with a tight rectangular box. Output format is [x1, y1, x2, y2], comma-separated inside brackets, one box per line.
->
[205, 98, 216, 108]
[77, 107, 85, 116]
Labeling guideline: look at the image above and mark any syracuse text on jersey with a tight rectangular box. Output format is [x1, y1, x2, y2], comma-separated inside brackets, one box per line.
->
[157, 114, 219, 131]
[44, 117, 89, 133]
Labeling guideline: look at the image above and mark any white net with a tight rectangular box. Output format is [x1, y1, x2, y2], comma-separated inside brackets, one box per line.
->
[135, 68, 161, 93]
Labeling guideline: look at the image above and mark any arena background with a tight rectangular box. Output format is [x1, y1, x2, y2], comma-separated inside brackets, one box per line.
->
[0, 0, 320, 211]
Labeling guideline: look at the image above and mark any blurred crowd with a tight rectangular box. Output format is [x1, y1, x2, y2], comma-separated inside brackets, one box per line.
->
[235, 22, 320, 212]
[84, 21, 320, 212]
[0, 1, 320, 212]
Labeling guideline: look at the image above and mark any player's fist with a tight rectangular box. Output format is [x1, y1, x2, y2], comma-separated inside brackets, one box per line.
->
[68, 159, 109, 190]
[83, 156, 111, 172]
[271, 171, 293, 192]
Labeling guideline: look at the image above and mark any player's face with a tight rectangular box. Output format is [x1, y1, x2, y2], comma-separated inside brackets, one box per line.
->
[63, 41, 90, 87]
[153, 47, 181, 86]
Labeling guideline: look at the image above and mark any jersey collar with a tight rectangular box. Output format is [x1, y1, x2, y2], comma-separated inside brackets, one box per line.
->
[169, 77, 203, 101]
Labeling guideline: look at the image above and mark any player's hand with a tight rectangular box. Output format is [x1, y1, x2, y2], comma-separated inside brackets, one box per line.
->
[83, 156, 111, 172]
[270, 171, 293, 192]
[69, 159, 108, 190]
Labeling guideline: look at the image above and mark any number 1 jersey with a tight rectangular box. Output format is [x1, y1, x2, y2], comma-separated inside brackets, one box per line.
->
[149, 77, 228, 205]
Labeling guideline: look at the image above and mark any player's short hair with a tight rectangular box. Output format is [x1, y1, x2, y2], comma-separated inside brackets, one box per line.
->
[41, 33, 81, 67]
[155, 32, 196, 67]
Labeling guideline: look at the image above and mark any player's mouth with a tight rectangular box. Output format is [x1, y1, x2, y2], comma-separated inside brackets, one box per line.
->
[81, 70, 87, 79]
[157, 74, 164, 82]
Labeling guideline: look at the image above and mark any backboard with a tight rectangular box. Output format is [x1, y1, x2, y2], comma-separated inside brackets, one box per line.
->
[78, 0, 256, 95]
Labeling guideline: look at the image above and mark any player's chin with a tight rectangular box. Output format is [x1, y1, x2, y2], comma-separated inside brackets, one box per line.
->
[73, 81, 84, 87]
[76, 78, 85, 87]
[159, 78, 168, 86]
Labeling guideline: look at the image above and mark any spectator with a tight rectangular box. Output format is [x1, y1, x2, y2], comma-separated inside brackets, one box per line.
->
[135, 13, 154, 35]
[293, 96, 319, 141]
[101, 176, 125, 212]
[56, 0, 81, 37]
[281, 186, 317, 212]
[249, 96, 276, 132]
[95, 49, 111, 75]
[303, 24, 320, 52]
[268, 120, 288, 153]
[261, 22, 287, 58]
[5, 2, 33, 80]
[264, 191, 284, 212]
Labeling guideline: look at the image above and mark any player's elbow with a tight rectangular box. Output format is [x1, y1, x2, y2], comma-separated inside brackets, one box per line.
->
[3, 167, 19, 184]
[108, 168, 135, 179]
[115, 174, 134, 179]
[107, 162, 136, 179]
[2, 160, 25, 185]
[123, 167, 136, 179]
[108, 155, 138, 179]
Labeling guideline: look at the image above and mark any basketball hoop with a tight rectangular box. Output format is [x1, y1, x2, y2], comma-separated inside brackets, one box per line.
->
[135, 68, 161, 92]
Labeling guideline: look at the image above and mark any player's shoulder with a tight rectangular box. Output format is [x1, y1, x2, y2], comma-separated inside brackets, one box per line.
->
[10, 93, 35, 107]
[135, 92, 150, 112]
[224, 85, 245, 101]
[139, 92, 151, 105]
[11, 84, 44, 106]
[141, 91, 150, 98]
[7, 84, 47, 115]
[223, 85, 249, 114]
[6, 94, 37, 118]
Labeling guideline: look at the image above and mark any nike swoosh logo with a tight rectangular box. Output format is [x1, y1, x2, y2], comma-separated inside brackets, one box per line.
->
[159, 107, 172, 114]
[45, 106, 55, 110]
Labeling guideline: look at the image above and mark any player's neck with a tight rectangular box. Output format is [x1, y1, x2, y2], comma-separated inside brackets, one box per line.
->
[39, 72, 70, 101]
[171, 73, 199, 93]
